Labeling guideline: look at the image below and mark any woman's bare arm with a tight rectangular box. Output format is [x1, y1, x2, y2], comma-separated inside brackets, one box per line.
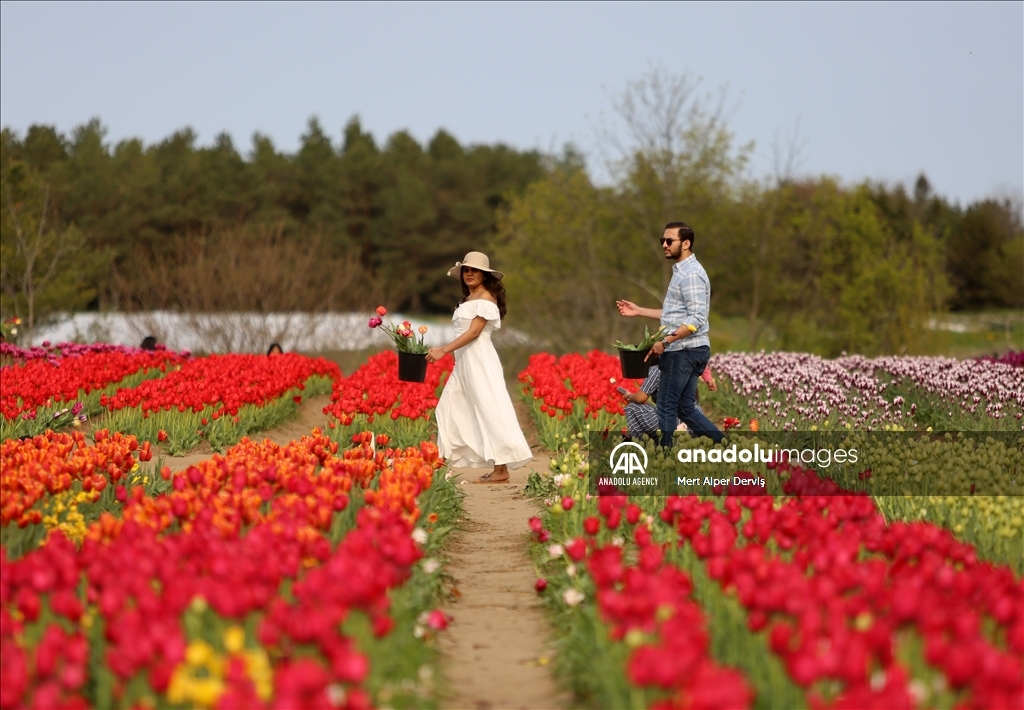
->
[426, 316, 487, 362]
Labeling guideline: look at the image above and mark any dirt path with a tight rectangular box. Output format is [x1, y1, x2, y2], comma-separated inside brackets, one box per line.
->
[437, 396, 565, 710]
[143, 386, 566, 708]
[152, 394, 332, 471]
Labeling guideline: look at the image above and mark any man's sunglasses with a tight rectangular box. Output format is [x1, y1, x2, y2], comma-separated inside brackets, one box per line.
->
[659, 237, 681, 245]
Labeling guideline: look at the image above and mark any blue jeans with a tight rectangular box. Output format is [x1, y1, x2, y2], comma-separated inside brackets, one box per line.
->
[657, 346, 723, 447]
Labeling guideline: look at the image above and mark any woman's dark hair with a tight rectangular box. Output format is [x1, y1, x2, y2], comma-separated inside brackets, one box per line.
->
[140, 335, 157, 351]
[267, 342, 284, 356]
[459, 268, 507, 319]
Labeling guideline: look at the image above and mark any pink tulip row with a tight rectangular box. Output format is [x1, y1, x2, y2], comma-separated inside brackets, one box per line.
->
[709, 351, 1024, 429]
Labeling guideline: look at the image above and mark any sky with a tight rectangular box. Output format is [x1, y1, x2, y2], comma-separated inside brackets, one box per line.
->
[1, 1, 1021, 206]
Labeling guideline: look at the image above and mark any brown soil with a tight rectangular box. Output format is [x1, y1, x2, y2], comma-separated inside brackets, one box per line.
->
[437, 394, 565, 710]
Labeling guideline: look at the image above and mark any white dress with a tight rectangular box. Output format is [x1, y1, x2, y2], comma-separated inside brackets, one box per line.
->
[436, 299, 532, 469]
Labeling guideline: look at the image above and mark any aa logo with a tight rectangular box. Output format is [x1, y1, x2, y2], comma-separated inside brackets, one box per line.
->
[608, 441, 648, 476]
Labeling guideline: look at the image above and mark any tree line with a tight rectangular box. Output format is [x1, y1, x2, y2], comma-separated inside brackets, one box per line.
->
[0, 116, 545, 342]
[2, 68, 1021, 354]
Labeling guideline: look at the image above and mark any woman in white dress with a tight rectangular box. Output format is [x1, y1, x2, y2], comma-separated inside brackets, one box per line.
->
[425, 252, 532, 483]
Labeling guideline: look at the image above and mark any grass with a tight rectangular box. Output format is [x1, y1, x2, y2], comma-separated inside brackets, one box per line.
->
[707, 309, 1023, 358]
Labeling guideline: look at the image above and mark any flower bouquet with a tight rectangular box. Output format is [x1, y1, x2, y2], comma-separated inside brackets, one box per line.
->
[612, 325, 667, 378]
[368, 306, 430, 382]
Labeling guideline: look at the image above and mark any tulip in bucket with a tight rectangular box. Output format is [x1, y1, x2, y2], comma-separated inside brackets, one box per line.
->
[613, 325, 667, 379]
[368, 306, 431, 382]
[397, 351, 428, 383]
[618, 348, 654, 379]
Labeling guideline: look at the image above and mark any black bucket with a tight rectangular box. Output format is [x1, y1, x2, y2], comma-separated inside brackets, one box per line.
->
[397, 351, 428, 383]
[618, 348, 655, 379]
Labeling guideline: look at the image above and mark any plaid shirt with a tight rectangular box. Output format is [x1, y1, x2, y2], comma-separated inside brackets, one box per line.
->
[661, 254, 711, 351]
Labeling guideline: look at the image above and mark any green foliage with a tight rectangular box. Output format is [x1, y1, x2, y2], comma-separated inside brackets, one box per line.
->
[948, 199, 1024, 310]
[0, 158, 108, 339]
[1, 117, 544, 316]
[612, 324, 667, 351]
[814, 186, 951, 356]
[2, 84, 1018, 352]
[709, 180, 951, 357]
[496, 168, 633, 350]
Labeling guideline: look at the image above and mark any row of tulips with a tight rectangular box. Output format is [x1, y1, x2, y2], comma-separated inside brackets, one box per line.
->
[530, 503, 754, 709]
[1, 428, 459, 709]
[322, 351, 454, 448]
[0, 345, 186, 439]
[662, 464, 1023, 709]
[525, 449, 1023, 709]
[693, 351, 1024, 568]
[977, 349, 1024, 368]
[704, 351, 1024, 432]
[0, 430, 152, 555]
[99, 353, 340, 454]
[0, 341, 188, 366]
[519, 351, 1022, 571]
[518, 351, 642, 450]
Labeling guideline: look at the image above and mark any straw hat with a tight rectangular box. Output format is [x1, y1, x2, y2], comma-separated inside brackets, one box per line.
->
[446, 251, 504, 280]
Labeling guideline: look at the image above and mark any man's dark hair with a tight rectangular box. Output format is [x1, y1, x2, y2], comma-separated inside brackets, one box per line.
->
[140, 335, 157, 351]
[664, 222, 695, 250]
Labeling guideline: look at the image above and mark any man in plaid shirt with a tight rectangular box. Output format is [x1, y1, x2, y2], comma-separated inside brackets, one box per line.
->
[616, 222, 725, 446]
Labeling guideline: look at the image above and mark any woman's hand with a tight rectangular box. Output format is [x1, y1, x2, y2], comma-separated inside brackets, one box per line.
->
[426, 347, 446, 363]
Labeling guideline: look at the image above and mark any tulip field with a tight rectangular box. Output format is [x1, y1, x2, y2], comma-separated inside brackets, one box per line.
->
[521, 350, 1023, 709]
[322, 351, 455, 449]
[1, 343, 458, 709]
[2, 342, 1022, 709]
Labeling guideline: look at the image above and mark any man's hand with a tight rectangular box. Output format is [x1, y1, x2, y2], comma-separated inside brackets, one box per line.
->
[616, 300, 640, 317]
[645, 340, 665, 362]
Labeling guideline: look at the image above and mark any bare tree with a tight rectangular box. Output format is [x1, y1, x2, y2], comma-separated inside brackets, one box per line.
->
[587, 65, 753, 315]
[1, 170, 94, 343]
[115, 224, 394, 352]
[594, 65, 749, 235]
